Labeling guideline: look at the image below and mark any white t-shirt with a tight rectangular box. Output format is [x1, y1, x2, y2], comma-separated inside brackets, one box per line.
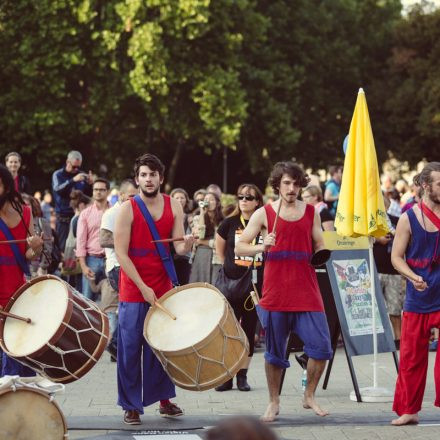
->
[100, 202, 121, 273]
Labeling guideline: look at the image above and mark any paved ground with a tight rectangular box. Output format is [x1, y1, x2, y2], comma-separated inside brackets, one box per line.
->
[55, 346, 440, 439]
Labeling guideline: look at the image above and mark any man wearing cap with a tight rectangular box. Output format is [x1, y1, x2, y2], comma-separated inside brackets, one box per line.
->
[52, 151, 93, 251]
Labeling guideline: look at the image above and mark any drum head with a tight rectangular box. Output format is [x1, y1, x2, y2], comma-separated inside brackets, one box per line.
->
[145, 284, 225, 352]
[0, 388, 67, 440]
[3, 278, 69, 357]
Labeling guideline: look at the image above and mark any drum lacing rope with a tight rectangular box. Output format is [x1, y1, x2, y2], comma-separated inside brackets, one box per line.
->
[151, 299, 248, 391]
[22, 296, 108, 380]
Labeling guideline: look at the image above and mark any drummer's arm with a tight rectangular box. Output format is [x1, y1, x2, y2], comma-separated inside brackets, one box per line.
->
[312, 211, 325, 252]
[171, 198, 195, 255]
[114, 201, 156, 304]
[235, 208, 266, 257]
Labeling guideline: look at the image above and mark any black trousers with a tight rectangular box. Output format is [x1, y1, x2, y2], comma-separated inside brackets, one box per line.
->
[229, 298, 258, 356]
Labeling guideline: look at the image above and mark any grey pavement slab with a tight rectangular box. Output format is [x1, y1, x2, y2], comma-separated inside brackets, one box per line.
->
[59, 346, 440, 439]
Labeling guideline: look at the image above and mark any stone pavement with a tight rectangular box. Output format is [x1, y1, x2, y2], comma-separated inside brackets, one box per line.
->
[57, 346, 440, 439]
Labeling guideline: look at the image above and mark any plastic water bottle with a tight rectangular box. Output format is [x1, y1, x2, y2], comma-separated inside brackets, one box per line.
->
[301, 369, 307, 392]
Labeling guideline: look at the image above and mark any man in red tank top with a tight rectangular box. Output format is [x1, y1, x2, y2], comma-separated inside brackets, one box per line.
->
[114, 154, 194, 425]
[0, 165, 43, 377]
[236, 161, 332, 422]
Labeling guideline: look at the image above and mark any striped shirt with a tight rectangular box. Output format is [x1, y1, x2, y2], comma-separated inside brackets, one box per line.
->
[76, 202, 109, 258]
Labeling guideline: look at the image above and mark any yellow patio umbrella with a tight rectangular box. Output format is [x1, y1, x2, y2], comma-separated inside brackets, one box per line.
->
[335, 88, 389, 238]
[335, 88, 391, 402]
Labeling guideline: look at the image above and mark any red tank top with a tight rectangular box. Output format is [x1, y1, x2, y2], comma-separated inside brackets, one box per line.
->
[260, 203, 324, 312]
[119, 195, 174, 302]
[0, 205, 30, 307]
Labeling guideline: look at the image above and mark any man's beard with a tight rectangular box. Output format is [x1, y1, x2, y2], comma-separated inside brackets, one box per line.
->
[427, 186, 440, 205]
[140, 186, 159, 198]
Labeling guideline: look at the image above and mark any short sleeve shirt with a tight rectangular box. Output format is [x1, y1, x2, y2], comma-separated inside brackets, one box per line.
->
[216, 215, 263, 280]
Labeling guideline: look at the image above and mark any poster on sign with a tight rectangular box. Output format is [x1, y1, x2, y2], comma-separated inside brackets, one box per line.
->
[331, 258, 384, 337]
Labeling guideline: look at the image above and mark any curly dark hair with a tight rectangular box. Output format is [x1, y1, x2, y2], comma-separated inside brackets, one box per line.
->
[134, 153, 165, 178]
[413, 162, 440, 196]
[268, 161, 310, 195]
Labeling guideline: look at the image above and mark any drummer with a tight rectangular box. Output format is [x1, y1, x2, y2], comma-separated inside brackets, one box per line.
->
[114, 153, 194, 425]
[235, 161, 332, 422]
[0, 165, 43, 377]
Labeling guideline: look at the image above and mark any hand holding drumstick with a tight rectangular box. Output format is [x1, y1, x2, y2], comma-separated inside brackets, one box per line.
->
[264, 199, 282, 251]
[140, 284, 176, 320]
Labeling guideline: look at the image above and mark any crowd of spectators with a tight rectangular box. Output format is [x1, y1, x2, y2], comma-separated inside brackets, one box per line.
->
[2, 150, 437, 366]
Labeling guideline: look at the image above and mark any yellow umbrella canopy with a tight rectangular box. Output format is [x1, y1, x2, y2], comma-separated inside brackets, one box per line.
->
[335, 88, 389, 238]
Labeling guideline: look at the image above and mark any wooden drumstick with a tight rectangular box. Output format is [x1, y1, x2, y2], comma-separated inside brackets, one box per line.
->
[154, 302, 177, 320]
[272, 198, 282, 235]
[0, 238, 51, 245]
[251, 281, 260, 301]
[151, 235, 199, 244]
[264, 199, 282, 252]
[0, 308, 32, 324]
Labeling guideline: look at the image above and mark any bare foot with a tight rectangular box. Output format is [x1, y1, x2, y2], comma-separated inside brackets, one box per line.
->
[303, 395, 329, 417]
[391, 413, 419, 426]
[260, 402, 280, 422]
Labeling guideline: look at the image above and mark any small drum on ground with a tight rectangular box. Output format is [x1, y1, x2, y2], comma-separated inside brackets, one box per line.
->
[0, 275, 109, 383]
[0, 384, 67, 439]
[144, 282, 249, 391]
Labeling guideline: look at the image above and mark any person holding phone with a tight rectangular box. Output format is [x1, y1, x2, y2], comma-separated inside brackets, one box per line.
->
[52, 151, 93, 251]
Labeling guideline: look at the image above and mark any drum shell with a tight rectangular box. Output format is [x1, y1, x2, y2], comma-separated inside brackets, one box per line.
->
[144, 282, 249, 391]
[0, 387, 67, 440]
[0, 275, 109, 384]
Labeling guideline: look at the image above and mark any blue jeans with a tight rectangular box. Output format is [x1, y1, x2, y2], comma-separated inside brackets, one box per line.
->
[82, 256, 106, 301]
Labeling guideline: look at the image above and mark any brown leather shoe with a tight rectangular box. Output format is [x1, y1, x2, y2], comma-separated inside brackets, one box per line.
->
[159, 402, 184, 417]
[123, 410, 141, 425]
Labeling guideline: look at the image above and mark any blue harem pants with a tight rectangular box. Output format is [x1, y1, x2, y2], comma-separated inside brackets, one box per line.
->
[117, 302, 175, 413]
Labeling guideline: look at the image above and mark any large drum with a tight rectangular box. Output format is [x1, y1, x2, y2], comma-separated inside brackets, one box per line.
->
[0, 385, 67, 440]
[144, 282, 249, 391]
[0, 275, 109, 383]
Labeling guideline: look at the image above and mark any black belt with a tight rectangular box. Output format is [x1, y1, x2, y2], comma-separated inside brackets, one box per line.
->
[88, 254, 105, 258]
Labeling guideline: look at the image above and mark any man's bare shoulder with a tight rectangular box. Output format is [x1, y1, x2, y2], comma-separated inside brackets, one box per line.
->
[250, 206, 268, 226]
[118, 200, 133, 221]
[397, 211, 409, 226]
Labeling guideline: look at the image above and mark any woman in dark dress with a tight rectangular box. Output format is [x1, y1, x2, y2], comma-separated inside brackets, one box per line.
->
[214, 183, 264, 391]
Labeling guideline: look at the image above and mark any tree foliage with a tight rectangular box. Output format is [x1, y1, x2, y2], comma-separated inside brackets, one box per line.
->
[0, 0, 436, 193]
[383, 3, 440, 164]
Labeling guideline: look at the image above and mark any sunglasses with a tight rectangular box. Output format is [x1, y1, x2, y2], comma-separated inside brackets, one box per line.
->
[238, 195, 256, 201]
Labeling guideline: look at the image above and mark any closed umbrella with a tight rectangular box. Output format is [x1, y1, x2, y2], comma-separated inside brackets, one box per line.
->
[335, 88, 391, 402]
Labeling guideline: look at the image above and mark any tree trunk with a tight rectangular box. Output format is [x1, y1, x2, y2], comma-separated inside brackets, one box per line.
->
[165, 140, 183, 193]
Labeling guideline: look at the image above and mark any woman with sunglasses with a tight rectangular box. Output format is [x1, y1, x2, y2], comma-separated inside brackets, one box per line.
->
[189, 192, 224, 284]
[214, 184, 264, 391]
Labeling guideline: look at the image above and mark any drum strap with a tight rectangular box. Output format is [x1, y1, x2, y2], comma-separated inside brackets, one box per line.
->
[0, 218, 31, 276]
[134, 195, 179, 286]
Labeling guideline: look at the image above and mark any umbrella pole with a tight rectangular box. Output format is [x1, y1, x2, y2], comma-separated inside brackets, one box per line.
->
[369, 236, 378, 388]
[350, 237, 394, 402]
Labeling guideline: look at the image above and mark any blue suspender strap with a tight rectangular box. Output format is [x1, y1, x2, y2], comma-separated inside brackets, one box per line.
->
[0, 218, 31, 277]
[133, 195, 179, 287]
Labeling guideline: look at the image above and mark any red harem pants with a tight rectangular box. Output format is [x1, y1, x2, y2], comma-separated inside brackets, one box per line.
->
[393, 310, 440, 415]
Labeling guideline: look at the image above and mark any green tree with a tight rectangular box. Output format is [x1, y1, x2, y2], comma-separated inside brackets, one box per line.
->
[384, 3, 440, 165]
